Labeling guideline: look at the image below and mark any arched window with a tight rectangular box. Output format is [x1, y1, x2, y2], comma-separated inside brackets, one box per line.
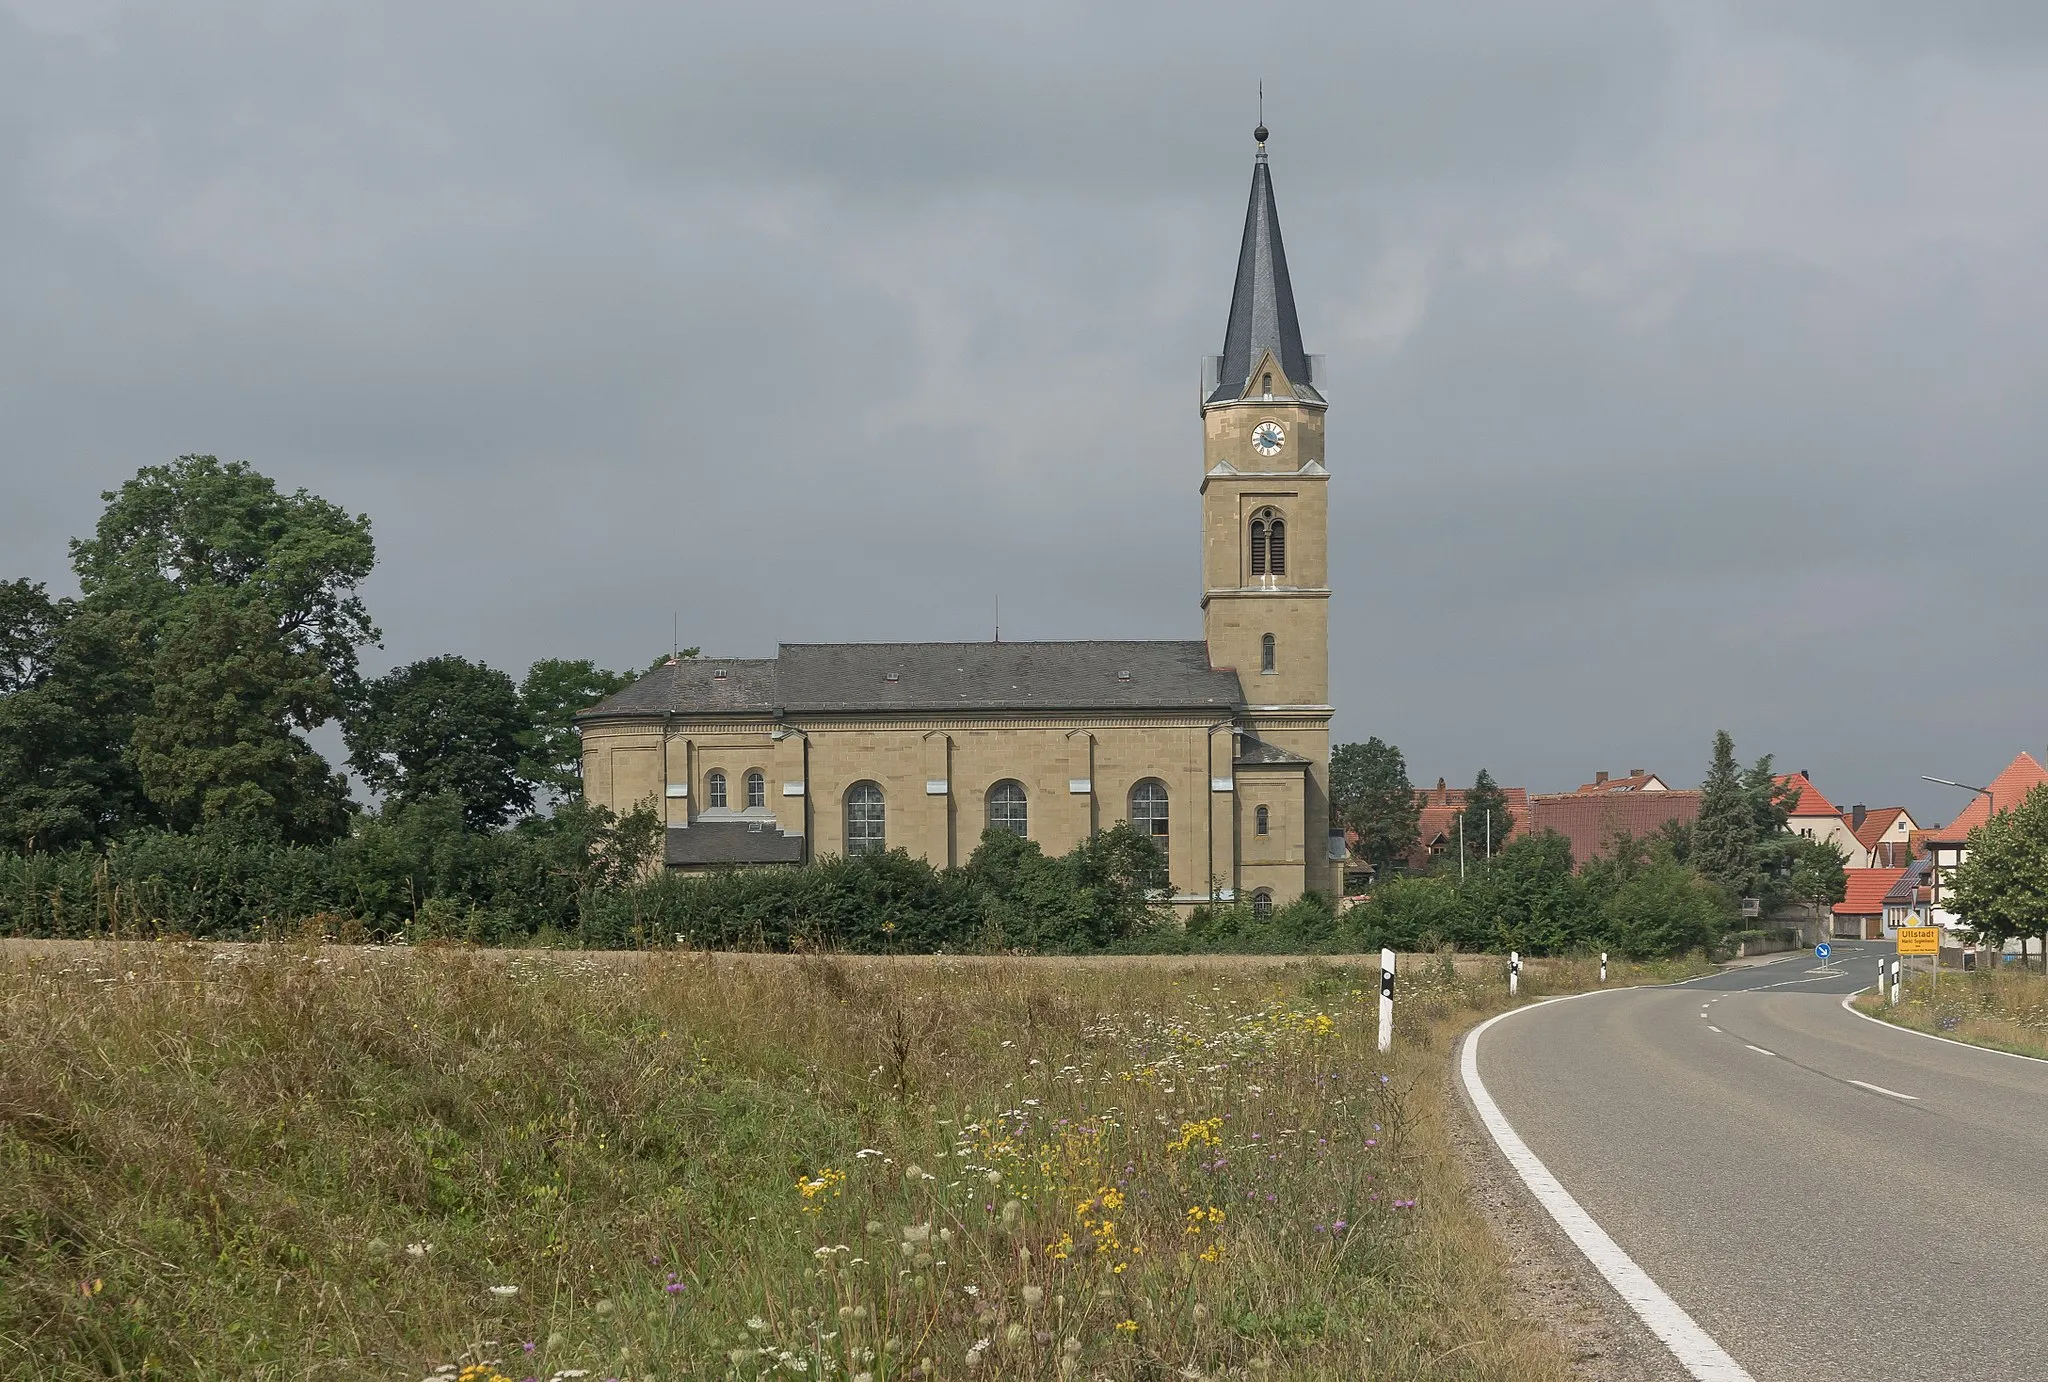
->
[1250, 507, 1285, 577]
[1251, 889, 1274, 918]
[745, 769, 766, 809]
[1262, 372, 1273, 400]
[706, 770, 727, 809]
[1255, 805, 1269, 836]
[1261, 633, 1276, 674]
[845, 783, 886, 856]
[987, 780, 1029, 837]
[1130, 780, 1169, 839]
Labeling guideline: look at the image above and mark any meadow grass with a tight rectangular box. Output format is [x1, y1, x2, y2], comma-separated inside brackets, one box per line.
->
[1851, 962, 2048, 1059]
[1, 942, 1700, 1380]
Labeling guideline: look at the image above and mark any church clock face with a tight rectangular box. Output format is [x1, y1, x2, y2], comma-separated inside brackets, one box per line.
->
[1251, 421, 1285, 456]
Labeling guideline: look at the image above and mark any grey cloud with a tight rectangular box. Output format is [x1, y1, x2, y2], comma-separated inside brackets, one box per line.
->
[3, 0, 2043, 826]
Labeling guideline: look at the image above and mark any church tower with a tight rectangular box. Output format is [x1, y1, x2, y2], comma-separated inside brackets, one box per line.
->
[1201, 124, 1335, 895]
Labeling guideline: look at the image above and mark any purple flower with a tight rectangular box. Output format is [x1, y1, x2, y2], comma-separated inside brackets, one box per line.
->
[524, 1342, 536, 1354]
[1332, 1220, 1348, 1234]
[666, 1282, 686, 1294]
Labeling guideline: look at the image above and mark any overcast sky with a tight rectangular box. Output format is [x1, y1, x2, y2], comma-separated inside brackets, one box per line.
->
[5, 1, 2046, 826]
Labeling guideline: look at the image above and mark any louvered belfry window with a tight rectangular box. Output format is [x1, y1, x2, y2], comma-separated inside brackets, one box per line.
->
[1250, 508, 1286, 577]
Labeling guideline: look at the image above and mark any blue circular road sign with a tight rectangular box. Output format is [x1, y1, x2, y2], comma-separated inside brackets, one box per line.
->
[1815, 943, 1831, 959]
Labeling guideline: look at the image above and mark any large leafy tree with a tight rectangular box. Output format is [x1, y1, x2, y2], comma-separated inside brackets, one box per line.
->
[1329, 737, 1420, 876]
[0, 581, 155, 849]
[1452, 768, 1514, 860]
[71, 455, 379, 694]
[131, 589, 353, 841]
[1946, 782, 2048, 972]
[518, 658, 641, 805]
[347, 655, 532, 829]
[1786, 835, 1849, 930]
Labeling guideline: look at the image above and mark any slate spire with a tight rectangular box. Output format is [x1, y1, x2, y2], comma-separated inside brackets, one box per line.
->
[1207, 123, 1318, 405]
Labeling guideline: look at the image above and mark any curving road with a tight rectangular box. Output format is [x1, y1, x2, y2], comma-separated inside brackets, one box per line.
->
[1465, 941, 2048, 1382]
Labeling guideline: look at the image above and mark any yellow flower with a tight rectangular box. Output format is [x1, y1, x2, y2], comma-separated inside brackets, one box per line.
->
[1115, 1319, 1139, 1334]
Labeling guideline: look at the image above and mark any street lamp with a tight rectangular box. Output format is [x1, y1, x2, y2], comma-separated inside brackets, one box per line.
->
[1920, 775, 1993, 820]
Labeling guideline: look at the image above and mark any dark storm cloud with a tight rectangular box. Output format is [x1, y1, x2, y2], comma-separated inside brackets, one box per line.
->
[3, 1, 2043, 823]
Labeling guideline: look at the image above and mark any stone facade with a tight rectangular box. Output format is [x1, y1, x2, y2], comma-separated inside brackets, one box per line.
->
[578, 128, 1341, 907]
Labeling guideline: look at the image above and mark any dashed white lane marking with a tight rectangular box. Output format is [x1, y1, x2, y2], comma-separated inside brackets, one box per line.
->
[1746, 1044, 1775, 1056]
[1463, 997, 1758, 1382]
[1707, 1025, 1723, 1034]
[1847, 1079, 1919, 1101]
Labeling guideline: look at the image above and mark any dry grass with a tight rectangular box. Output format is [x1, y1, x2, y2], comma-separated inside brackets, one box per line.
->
[0, 942, 1699, 1380]
[1852, 963, 2048, 1059]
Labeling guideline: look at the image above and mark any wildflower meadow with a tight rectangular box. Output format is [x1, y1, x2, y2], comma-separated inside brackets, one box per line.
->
[0, 941, 1697, 1378]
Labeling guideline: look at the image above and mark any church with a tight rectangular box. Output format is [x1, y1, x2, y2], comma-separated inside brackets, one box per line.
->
[578, 125, 1343, 908]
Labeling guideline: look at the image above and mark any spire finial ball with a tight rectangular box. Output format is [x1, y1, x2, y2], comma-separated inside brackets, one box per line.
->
[1254, 123, 1268, 144]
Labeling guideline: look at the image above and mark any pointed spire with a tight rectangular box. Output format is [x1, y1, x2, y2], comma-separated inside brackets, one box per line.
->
[1208, 123, 1317, 406]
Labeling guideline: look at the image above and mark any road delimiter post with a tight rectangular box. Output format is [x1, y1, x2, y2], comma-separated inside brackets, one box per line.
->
[1378, 947, 1395, 1053]
[1509, 950, 1521, 997]
[1600, 952, 1608, 984]
[1890, 957, 1901, 1006]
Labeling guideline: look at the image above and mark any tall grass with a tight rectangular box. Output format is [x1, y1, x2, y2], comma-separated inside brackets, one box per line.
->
[0, 943, 1694, 1380]
[1853, 964, 2048, 1059]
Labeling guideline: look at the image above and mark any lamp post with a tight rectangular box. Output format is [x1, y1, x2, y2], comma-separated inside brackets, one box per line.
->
[1920, 775, 1995, 977]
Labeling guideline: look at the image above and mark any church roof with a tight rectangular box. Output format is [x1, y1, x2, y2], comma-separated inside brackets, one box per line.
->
[1208, 126, 1319, 405]
[1236, 737, 1311, 767]
[664, 820, 806, 867]
[580, 641, 1243, 719]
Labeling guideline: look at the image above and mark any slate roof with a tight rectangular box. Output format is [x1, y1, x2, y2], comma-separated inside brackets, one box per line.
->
[1236, 737, 1311, 767]
[664, 821, 805, 868]
[1207, 129, 1321, 405]
[1834, 867, 1908, 917]
[580, 642, 1243, 719]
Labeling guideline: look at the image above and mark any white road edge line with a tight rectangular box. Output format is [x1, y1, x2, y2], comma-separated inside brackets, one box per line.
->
[1462, 997, 1757, 1382]
[1847, 1078, 1919, 1101]
[1838, 991, 2048, 1065]
[1745, 1044, 1775, 1056]
[1707, 1025, 1722, 1034]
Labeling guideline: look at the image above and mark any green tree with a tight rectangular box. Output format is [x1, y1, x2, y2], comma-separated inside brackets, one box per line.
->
[1452, 768, 1514, 860]
[1785, 834, 1849, 933]
[0, 583, 154, 849]
[1692, 730, 1753, 900]
[70, 455, 380, 695]
[131, 590, 353, 842]
[1946, 783, 2048, 972]
[518, 658, 639, 804]
[347, 655, 532, 829]
[1328, 737, 1420, 876]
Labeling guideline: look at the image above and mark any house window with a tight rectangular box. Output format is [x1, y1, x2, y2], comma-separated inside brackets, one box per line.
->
[706, 770, 727, 809]
[988, 780, 1029, 837]
[745, 769, 766, 809]
[1255, 805, 1269, 836]
[1261, 633, 1276, 674]
[1130, 780, 1169, 838]
[846, 782, 885, 856]
[1252, 889, 1274, 918]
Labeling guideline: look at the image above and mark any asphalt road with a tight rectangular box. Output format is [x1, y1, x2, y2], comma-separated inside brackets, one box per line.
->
[1470, 941, 2048, 1382]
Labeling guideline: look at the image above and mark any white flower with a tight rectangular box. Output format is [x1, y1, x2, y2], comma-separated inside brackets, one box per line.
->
[746, 1317, 768, 1332]
[814, 1246, 836, 1259]
[1022, 1286, 1044, 1306]
[488, 1285, 520, 1297]
[856, 1148, 884, 1158]
[962, 1284, 980, 1297]
[406, 1242, 433, 1258]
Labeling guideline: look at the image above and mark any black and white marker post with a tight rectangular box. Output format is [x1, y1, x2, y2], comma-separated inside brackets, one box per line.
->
[1378, 947, 1395, 1053]
[1890, 957, 1901, 1005]
[1509, 950, 1522, 997]
[1600, 952, 1608, 984]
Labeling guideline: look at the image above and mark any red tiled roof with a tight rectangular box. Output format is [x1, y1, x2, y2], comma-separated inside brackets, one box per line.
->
[1845, 806, 1909, 854]
[1776, 772, 1839, 817]
[1920, 752, 2048, 843]
[1833, 867, 1908, 916]
[1571, 771, 1667, 794]
[1404, 783, 1530, 869]
[1525, 791, 1703, 868]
